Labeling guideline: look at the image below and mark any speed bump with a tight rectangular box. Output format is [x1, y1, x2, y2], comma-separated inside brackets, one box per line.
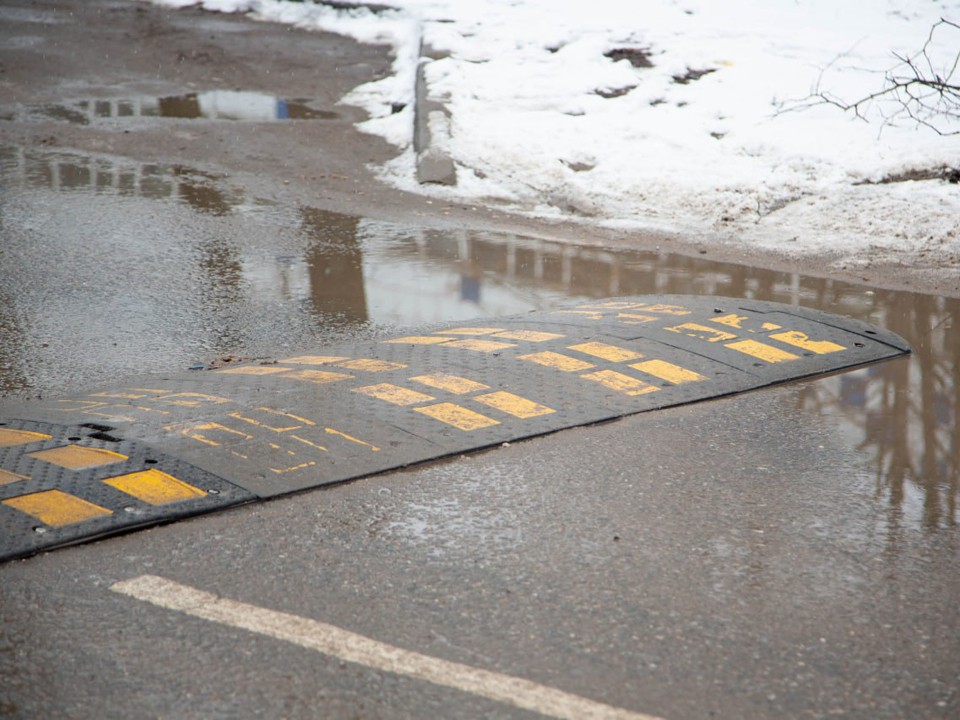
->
[0, 295, 910, 562]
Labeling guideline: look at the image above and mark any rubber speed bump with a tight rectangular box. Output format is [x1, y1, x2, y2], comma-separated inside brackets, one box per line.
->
[0, 420, 254, 562]
[0, 295, 910, 562]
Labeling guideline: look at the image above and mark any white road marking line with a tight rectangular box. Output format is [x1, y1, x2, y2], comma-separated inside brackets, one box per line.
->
[111, 574, 665, 720]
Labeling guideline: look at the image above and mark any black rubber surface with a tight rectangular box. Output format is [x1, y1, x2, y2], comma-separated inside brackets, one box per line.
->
[0, 295, 910, 561]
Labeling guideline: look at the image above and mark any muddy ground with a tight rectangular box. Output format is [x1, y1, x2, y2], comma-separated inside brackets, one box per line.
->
[0, 0, 956, 298]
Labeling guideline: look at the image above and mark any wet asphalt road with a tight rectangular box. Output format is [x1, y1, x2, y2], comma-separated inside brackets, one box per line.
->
[1, 2, 959, 719]
[2, 379, 958, 720]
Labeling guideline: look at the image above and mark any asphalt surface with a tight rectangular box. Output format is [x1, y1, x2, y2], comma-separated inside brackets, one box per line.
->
[1, 2, 958, 719]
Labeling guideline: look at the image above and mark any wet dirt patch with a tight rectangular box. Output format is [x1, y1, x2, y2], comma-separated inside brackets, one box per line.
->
[672, 67, 717, 84]
[604, 47, 655, 68]
[855, 166, 960, 185]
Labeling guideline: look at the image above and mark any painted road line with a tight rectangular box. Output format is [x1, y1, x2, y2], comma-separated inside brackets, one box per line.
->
[111, 575, 666, 720]
[629, 360, 706, 385]
[473, 391, 555, 419]
[581, 370, 660, 397]
[353, 383, 435, 406]
[520, 351, 596, 372]
[0, 428, 52, 447]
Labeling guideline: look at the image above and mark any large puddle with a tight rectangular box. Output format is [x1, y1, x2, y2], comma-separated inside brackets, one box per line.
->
[0, 90, 338, 124]
[0, 147, 956, 533]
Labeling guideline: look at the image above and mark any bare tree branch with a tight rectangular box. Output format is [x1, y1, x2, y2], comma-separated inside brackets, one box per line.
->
[780, 19, 960, 136]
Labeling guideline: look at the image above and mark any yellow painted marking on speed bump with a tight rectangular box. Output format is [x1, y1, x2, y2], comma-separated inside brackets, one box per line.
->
[711, 314, 749, 329]
[218, 365, 291, 376]
[617, 313, 657, 324]
[90, 391, 152, 400]
[414, 403, 500, 431]
[3, 490, 112, 527]
[769, 331, 846, 355]
[443, 339, 516, 353]
[258, 408, 316, 426]
[103, 469, 206, 505]
[335, 359, 407, 372]
[234, 407, 317, 432]
[665, 322, 738, 342]
[439, 327, 505, 336]
[28, 445, 127, 470]
[580, 301, 644, 309]
[491, 330, 565, 342]
[168, 421, 253, 447]
[271, 461, 317, 475]
[0, 428, 52, 447]
[519, 351, 595, 372]
[325, 428, 380, 452]
[291, 435, 328, 453]
[473, 392, 555, 419]
[410, 374, 490, 394]
[568, 342, 644, 363]
[553, 310, 603, 319]
[638, 303, 692, 315]
[383, 336, 453, 345]
[0, 469, 29, 486]
[281, 369, 353, 385]
[157, 392, 232, 407]
[280, 355, 350, 365]
[581, 370, 660, 397]
[353, 383, 435, 406]
[630, 359, 706, 384]
[725, 339, 799, 363]
[762, 322, 783, 331]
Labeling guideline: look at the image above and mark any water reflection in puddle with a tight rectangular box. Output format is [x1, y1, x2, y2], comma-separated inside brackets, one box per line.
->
[0, 146, 956, 534]
[0, 90, 337, 124]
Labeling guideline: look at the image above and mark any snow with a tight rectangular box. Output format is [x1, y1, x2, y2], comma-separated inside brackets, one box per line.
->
[148, 0, 960, 271]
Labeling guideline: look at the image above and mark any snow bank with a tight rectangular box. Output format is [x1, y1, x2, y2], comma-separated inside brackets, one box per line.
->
[147, 0, 960, 271]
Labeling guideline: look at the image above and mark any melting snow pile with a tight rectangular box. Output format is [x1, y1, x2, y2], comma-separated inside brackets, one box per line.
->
[151, 0, 960, 271]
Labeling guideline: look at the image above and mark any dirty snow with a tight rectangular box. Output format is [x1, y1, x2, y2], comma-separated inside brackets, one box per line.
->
[149, 0, 960, 271]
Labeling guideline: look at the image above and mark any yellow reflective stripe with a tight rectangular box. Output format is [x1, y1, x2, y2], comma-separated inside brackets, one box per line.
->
[473, 391, 555, 419]
[410, 374, 490, 394]
[630, 359, 706, 384]
[439, 327, 505, 336]
[383, 336, 453, 345]
[616, 313, 657, 324]
[0, 428, 52, 447]
[0, 469, 29, 486]
[279, 355, 350, 365]
[726, 339, 799, 363]
[3, 490, 112, 527]
[353, 384, 435, 406]
[665, 323, 737, 342]
[335, 359, 407, 372]
[639, 304, 691, 315]
[414, 403, 500, 431]
[711, 314, 748, 329]
[581, 370, 660, 396]
[491, 330, 565, 342]
[104, 469, 206, 505]
[281, 369, 353, 384]
[217, 366, 290, 375]
[519, 351, 595, 372]
[769, 331, 846, 354]
[443, 339, 516, 352]
[28, 445, 128, 470]
[567, 342, 644, 362]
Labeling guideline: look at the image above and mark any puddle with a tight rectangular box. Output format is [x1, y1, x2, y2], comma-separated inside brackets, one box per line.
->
[0, 146, 956, 534]
[0, 91, 337, 125]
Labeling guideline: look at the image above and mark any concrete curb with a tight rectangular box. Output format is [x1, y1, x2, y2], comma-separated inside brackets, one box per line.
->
[413, 45, 457, 186]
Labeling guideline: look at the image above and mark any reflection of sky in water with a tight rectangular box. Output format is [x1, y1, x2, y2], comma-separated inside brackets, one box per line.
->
[1, 91, 335, 124]
[0, 146, 956, 535]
